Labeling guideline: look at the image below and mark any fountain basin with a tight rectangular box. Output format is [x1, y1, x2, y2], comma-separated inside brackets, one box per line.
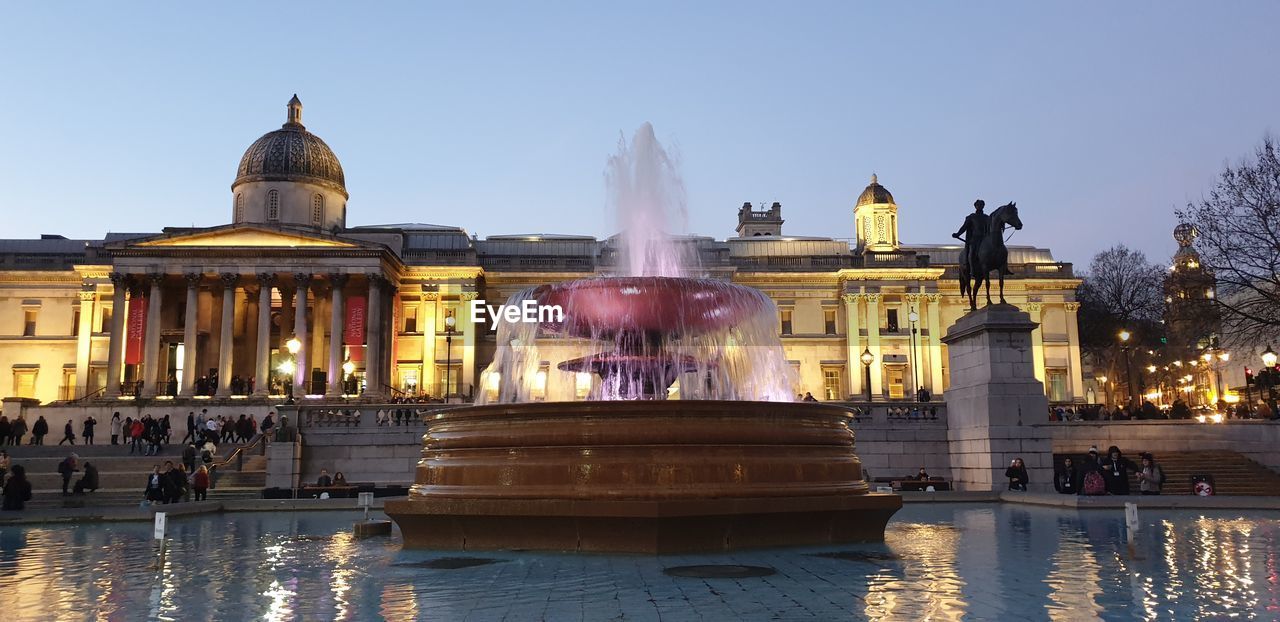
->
[384, 401, 902, 553]
[535, 276, 773, 337]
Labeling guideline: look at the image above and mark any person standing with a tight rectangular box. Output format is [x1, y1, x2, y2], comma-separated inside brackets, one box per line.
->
[1137, 453, 1165, 496]
[109, 413, 122, 445]
[82, 415, 97, 445]
[1005, 457, 1029, 491]
[1, 464, 32, 510]
[59, 420, 76, 445]
[182, 442, 197, 474]
[1054, 457, 1078, 494]
[31, 416, 48, 445]
[57, 453, 79, 495]
[1102, 446, 1136, 495]
[183, 411, 196, 444]
[192, 465, 210, 501]
[10, 415, 26, 446]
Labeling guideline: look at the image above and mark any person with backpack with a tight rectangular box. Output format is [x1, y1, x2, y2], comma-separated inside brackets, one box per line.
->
[1079, 447, 1107, 496]
[1004, 457, 1029, 491]
[1137, 452, 1166, 495]
[1054, 456, 1079, 494]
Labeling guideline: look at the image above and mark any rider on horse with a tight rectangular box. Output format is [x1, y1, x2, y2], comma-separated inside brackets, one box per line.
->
[952, 199, 990, 272]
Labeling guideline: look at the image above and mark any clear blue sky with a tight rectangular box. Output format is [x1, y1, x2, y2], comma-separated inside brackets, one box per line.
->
[1, 2, 1277, 267]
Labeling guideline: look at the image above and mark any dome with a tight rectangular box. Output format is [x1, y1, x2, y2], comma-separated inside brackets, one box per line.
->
[233, 95, 347, 197]
[856, 174, 895, 207]
[1173, 223, 1197, 248]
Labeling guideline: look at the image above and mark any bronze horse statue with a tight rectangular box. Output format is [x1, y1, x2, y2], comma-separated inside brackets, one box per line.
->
[962, 202, 1022, 311]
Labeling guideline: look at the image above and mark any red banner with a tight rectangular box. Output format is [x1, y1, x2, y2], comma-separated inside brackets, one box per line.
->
[124, 295, 148, 365]
[344, 296, 366, 363]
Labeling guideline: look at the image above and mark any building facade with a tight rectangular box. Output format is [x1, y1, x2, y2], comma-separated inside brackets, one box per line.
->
[0, 98, 1084, 407]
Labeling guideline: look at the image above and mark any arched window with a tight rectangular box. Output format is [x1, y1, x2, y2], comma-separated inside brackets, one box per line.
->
[312, 194, 323, 225]
[234, 193, 244, 221]
[267, 190, 280, 221]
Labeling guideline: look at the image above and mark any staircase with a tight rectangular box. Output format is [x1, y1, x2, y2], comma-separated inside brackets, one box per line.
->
[5, 438, 268, 506]
[1058, 451, 1280, 496]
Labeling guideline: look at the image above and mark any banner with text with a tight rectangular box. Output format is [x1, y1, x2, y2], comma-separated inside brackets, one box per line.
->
[124, 295, 148, 365]
[344, 296, 366, 362]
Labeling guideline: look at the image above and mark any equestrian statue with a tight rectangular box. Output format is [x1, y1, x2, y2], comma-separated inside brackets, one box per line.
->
[953, 199, 1023, 311]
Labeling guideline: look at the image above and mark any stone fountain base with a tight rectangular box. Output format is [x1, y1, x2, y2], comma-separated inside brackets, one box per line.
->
[384, 400, 902, 554]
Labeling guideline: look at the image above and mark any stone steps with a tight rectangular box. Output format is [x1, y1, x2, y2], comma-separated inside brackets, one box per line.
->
[1058, 450, 1280, 496]
[23, 488, 261, 510]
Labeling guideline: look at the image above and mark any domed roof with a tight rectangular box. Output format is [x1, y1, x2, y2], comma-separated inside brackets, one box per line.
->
[233, 95, 347, 197]
[856, 174, 895, 207]
[1173, 223, 1197, 247]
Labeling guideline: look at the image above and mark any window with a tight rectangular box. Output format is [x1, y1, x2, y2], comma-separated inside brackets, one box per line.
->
[100, 306, 113, 333]
[780, 309, 793, 335]
[13, 369, 37, 398]
[312, 194, 323, 225]
[886, 309, 900, 333]
[824, 308, 837, 335]
[403, 305, 418, 333]
[399, 367, 419, 395]
[23, 310, 37, 336]
[822, 367, 843, 401]
[575, 372, 592, 399]
[267, 190, 280, 221]
[1047, 368, 1068, 402]
[235, 193, 244, 221]
[73, 308, 81, 336]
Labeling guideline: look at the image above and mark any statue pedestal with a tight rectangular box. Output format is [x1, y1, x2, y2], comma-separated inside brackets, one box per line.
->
[942, 304, 1052, 492]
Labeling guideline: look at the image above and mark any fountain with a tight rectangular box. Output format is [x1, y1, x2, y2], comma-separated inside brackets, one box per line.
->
[384, 124, 901, 553]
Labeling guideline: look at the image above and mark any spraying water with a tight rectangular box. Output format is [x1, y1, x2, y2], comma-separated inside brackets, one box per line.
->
[477, 124, 795, 403]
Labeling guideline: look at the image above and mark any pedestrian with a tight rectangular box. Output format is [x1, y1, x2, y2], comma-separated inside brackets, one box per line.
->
[59, 420, 76, 445]
[1, 464, 32, 510]
[1005, 457, 1029, 491]
[0, 417, 9, 447]
[110, 412, 122, 445]
[74, 461, 99, 494]
[182, 442, 197, 474]
[183, 411, 196, 444]
[192, 465, 210, 501]
[11, 415, 27, 446]
[1137, 452, 1166, 496]
[130, 418, 144, 454]
[144, 465, 164, 505]
[261, 412, 275, 441]
[31, 416, 48, 445]
[1054, 457, 1078, 494]
[161, 415, 172, 445]
[1102, 445, 1136, 495]
[57, 453, 79, 495]
[82, 415, 96, 445]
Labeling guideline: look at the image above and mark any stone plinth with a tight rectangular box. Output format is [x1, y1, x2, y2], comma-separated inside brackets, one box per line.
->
[384, 400, 901, 553]
[942, 304, 1052, 492]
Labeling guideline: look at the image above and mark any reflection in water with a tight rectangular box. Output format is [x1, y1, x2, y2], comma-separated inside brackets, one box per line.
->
[0, 507, 1278, 620]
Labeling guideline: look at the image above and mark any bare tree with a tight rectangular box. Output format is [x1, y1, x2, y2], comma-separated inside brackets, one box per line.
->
[1076, 245, 1165, 405]
[1177, 137, 1280, 349]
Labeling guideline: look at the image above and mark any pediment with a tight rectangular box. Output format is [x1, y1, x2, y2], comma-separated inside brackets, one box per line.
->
[132, 226, 359, 249]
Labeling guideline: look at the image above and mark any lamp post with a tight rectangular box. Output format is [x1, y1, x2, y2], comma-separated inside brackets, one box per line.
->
[1262, 346, 1278, 417]
[1119, 329, 1134, 407]
[860, 347, 875, 402]
[443, 314, 457, 403]
[908, 309, 921, 401]
[281, 336, 301, 404]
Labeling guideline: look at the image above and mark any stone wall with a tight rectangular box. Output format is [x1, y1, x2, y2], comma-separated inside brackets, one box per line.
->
[1046, 421, 1280, 472]
[300, 426, 426, 485]
[3, 399, 280, 442]
[852, 421, 952, 481]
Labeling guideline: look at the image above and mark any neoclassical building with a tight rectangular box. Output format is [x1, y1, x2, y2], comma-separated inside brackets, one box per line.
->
[0, 97, 1084, 407]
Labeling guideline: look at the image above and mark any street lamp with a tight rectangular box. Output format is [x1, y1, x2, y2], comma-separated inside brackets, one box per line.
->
[860, 347, 875, 401]
[443, 314, 457, 403]
[278, 358, 297, 404]
[285, 336, 302, 398]
[1261, 346, 1279, 417]
[908, 309, 921, 401]
[1118, 329, 1135, 407]
[342, 359, 355, 395]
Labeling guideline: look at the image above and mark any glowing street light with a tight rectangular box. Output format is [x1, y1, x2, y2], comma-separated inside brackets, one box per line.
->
[1262, 346, 1277, 369]
[860, 347, 875, 401]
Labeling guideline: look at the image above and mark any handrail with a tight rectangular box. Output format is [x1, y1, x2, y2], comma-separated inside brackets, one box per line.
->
[381, 383, 409, 400]
[69, 387, 105, 404]
[210, 432, 268, 472]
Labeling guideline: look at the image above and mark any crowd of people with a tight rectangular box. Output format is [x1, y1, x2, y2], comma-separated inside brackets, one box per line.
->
[1050, 399, 1279, 422]
[1050, 445, 1166, 496]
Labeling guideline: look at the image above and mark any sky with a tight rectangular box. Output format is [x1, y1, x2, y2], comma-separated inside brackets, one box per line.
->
[1, 2, 1277, 267]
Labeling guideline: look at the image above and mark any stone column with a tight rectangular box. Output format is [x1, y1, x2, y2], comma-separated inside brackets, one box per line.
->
[842, 293, 862, 398]
[293, 273, 311, 394]
[1026, 302, 1045, 385]
[179, 273, 201, 397]
[74, 287, 95, 395]
[1064, 302, 1085, 402]
[926, 293, 944, 394]
[460, 291, 479, 398]
[326, 273, 348, 396]
[365, 275, 384, 397]
[421, 291, 439, 392]
[140, 273, 165, 398]
[942, 305, 1052, 492]
[253, 273, 274, 397]
[279, 285, 294, 353]
[865, 293, 883, 399]
[104, 272, 128, 397]
[215, 273, 237, 397]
